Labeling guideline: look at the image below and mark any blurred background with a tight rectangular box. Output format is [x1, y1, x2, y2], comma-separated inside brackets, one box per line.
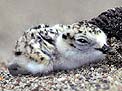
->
[0, 0, 122, 61]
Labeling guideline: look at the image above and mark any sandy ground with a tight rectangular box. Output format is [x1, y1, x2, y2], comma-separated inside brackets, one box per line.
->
[0, 0, 122, 91]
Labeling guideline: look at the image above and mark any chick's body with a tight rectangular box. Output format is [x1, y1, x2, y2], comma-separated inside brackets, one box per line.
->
[8, 21, 108, 76]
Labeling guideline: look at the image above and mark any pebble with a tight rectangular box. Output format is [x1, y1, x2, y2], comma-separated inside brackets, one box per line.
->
[57, 77, 66, 82]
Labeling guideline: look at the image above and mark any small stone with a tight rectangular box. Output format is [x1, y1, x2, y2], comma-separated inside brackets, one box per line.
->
[57, 77, 66, 82]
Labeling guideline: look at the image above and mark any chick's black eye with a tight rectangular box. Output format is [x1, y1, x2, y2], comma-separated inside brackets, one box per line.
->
[77, 39, 88, 43]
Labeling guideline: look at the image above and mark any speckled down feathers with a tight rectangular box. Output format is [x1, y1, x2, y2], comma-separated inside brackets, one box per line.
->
[14, 21, 104, 65]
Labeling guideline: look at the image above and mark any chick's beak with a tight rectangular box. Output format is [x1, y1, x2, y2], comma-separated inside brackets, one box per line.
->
[95, 44, 111, 54]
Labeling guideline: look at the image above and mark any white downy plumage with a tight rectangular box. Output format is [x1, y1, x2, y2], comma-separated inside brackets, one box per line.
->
[8, 20, 110, 76]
